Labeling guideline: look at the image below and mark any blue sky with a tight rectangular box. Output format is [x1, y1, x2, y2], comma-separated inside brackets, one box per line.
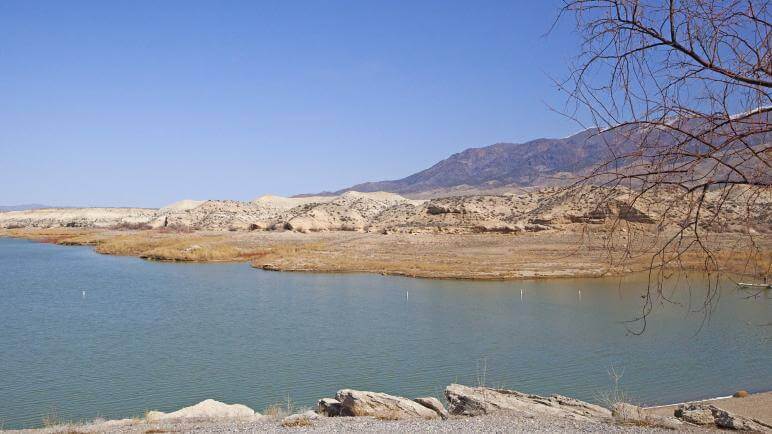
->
[1, 1, 580, 207]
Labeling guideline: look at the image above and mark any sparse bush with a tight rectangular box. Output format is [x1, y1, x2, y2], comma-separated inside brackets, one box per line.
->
[475, 357, 488, 388]
[595, 367, 629, 410]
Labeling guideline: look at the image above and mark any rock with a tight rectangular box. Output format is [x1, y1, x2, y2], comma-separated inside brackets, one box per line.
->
[414, 397, 449, 420]
[145, 399, 257, 421]
[612, 403, 682, 429]
[472, 223, 520, 234]
[611, 402, 651, 425]
[651, 416, 684, 430]
[524, 223, 551, 232]
[281, 410, 318, 427]
[733, 390, 749, 398]
[100, 418, 137, 427]
[444, 384, 611, 421]
[708, 405, 772, 432]
[334, 389, 440, 419]
[318, 397, 343, 417]
[150, 215, 168, 229]
[426, 204, 461, 215]
[675, 403, 772, 432]
[144, 411, 166, 422]
[270, 221, 290, 231]
[674, 404, 715, 425]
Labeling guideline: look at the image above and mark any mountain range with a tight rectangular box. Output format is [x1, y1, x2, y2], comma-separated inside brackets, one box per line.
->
[327, 110, 769, 198]
[329, 127, 634, 198]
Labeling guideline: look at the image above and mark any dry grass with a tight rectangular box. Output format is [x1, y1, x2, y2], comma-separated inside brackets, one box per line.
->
[2, 228, 768, 280]
[41, 407, 62, 428]
[280, 416, 313, 427]
[595, 367, 629, 411]
[263, 395, 299, 420]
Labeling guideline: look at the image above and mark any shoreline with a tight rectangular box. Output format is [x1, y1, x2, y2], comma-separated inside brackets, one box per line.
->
[645, 395, 733, 409]
[2, 228, 767, 282]
[2, 231, 770, 432]
[6, 388, 771, 432]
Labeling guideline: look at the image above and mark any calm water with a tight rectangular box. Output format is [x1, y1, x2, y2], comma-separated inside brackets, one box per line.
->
[0, 237, 769, 429]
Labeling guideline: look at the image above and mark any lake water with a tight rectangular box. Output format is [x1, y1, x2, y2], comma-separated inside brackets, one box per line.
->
[0, 237, 769, 429]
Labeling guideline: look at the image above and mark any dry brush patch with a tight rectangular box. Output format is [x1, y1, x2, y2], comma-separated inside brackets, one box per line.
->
[1, 228, 768, 279]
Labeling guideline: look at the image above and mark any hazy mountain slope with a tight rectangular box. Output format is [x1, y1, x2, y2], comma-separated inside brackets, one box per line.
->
[338, 128, 631, 195]
[336, 110, 770, 196]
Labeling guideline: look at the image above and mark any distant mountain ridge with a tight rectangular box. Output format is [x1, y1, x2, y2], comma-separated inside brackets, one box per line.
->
[332, 110, 770, 197]
[333, 128, 632, 196]
[0, 204, 49, 212]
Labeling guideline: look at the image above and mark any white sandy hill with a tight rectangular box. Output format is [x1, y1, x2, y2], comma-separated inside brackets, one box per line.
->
[0, 207, 158, 229]
[280, 191, 424, 232]
[3, 188, 767, 234]
[160, 199, 206, 211]
[161, 200, 289, 231]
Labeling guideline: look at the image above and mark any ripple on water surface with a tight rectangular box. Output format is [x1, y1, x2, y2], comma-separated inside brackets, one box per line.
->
[0, 237, 769, 429]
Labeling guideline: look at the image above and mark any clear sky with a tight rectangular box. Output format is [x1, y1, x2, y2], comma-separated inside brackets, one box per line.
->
[1, 0, 580, 207]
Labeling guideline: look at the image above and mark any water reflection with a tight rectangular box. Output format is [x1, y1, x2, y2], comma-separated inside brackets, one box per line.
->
[0, 238, 769, 429]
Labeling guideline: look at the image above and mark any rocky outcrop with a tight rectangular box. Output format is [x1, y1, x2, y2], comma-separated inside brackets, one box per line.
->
[674, 404, 715, 425]
[444, 384, 611, 421]
[426, 204, 462, 215]
[675, 403, 772, 432]
[317, 397, 343, 416]
[145, 399, 258, 421]
[414, 397, 449, 420]
[331, 389, 442, 419]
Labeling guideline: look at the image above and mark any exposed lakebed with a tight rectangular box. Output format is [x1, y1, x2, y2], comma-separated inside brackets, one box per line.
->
[0, 237, 769, 429]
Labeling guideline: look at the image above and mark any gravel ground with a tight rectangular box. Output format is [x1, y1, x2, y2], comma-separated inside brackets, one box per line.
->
[8, 412, 699, 434]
